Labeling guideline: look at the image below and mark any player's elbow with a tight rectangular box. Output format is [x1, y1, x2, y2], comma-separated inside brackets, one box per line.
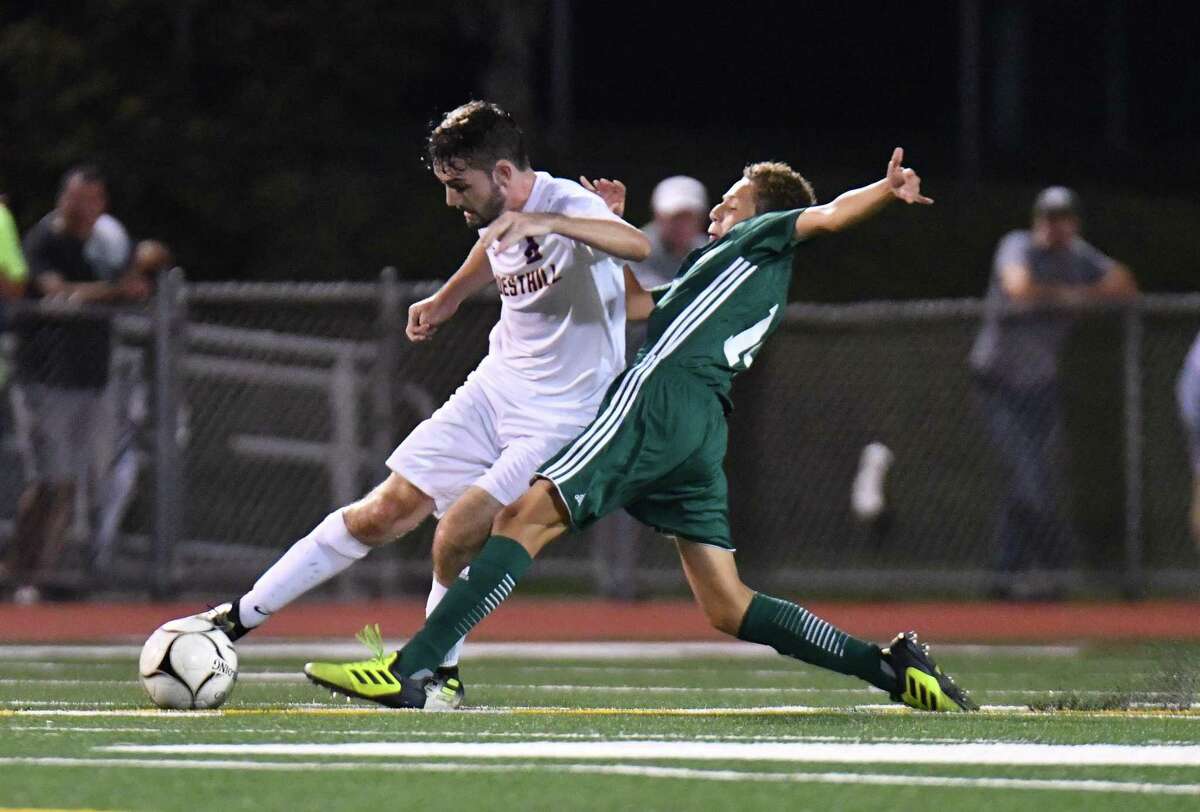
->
[799, 204, 840, 237]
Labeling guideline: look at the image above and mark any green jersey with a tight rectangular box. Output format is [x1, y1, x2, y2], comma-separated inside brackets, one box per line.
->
[633, 207, 804, 409]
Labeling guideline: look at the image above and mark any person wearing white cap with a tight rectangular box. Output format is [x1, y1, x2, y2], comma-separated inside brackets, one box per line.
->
[970, 186, 1136, 598]
[630, 175, 710, 289]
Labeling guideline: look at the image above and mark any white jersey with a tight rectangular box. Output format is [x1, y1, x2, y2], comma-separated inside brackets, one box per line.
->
[477, 171, 626, 412]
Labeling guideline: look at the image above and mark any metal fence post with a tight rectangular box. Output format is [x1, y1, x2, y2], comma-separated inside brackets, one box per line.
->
[328, 350, 358, 510]
[372, 268, 400, 465]
[1122, 301, 1145, 598]
[152, 267, 186, 599]
[329, 349, 359, 598]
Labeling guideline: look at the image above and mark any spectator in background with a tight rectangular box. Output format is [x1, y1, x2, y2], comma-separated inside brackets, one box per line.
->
[970, 187, 1137, 599]
[629, 175, 710, 289]
[1176, 334, 1200, 550]
[7, 166, 133, 604]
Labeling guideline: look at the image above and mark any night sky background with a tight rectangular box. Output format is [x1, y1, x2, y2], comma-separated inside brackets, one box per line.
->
[1, 1, 1197, 299]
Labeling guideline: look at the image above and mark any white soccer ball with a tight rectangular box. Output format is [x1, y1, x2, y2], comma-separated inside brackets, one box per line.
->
[139, 616, 238, 710]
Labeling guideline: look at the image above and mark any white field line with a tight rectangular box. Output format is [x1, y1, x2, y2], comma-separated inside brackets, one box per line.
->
[0, 641, 1083, 661]
[7, 703, 1200, 719]
[0, 757, 1196, 796]
[0, 675, 313, 685]
[23, 725, 1200, 746]
[105, 740, 1200, 767]
[9, 725, 303, 735]
[2, 700, 125, 707]
[0, 661, 115, 670]
[469, 684, 1192, 700]
[0, 674, 1188, 704]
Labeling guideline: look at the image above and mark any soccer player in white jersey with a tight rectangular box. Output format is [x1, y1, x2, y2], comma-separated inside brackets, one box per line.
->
[185, 101, 650, 706]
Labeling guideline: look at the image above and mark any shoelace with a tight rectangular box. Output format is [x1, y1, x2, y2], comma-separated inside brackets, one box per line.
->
[353, 623, 388, 664]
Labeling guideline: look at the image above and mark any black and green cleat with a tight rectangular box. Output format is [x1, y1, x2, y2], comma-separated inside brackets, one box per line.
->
[884, 631, 979, 712]
[302, 624, 458, 710]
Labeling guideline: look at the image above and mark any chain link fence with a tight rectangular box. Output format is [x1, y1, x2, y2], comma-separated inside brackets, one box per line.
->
[731, 301, 1143, 597]
[2, 272, 1197, 600]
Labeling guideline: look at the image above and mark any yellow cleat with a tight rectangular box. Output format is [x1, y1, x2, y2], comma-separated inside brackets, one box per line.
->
[302, 624, 450, 710]
[884, 631, 979, 712]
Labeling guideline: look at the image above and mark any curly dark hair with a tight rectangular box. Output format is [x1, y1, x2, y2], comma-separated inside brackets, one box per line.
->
[427, 101, 530, 172]
[743, 161, 816, 212]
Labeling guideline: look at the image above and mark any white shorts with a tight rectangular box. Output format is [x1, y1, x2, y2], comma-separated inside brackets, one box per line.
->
[387, 366, 594, 517]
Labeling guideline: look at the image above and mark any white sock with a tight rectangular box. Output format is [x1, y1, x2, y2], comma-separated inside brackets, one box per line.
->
[426, 567, 469, 668]
[237, 511, 371, 629]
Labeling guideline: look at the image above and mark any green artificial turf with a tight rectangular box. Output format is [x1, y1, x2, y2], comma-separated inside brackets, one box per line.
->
[2, 642, 1199, 811]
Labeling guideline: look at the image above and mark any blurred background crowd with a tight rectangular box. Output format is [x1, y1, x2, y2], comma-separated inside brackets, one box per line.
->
[1, 1, 1198, 605]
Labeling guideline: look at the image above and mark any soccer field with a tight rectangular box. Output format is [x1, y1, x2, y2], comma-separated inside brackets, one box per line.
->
[3, 641, 1200, 811]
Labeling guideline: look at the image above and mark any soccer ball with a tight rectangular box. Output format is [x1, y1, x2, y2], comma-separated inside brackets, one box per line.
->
[139, 617, 238, 709]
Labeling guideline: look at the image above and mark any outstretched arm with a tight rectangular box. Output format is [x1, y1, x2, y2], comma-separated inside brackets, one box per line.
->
[795, 147, 933, 239]
[480, 210, 651, 263]
[407, 239, 492, 342]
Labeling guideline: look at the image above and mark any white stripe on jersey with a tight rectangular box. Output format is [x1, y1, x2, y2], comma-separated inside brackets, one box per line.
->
[539, 257, 750, 481]
[541, 256, 759, 484]
[656, 242, 738, 308]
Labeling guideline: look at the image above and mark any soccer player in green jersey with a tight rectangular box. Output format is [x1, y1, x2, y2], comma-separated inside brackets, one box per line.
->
[306, 148, 978, 713]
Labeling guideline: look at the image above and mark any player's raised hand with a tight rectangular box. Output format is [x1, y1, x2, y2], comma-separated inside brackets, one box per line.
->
[886, 147, 934, 205]
[406, 292, 457, 342]
[479, 211, 556, 254]
[581, 176, 627, 217]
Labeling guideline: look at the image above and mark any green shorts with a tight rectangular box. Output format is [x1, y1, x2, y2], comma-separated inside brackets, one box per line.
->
[535, 366, 734, 550]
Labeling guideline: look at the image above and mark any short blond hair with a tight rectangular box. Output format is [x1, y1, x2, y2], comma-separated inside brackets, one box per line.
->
[743, 162, 816, 212]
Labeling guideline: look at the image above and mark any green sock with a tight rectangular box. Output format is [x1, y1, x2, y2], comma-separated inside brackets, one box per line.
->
[736, 592, 897, 694]
[396, 535, 532, 678]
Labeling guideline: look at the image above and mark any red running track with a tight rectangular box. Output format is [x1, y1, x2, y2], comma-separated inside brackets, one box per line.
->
[1, 600, 1199, 643]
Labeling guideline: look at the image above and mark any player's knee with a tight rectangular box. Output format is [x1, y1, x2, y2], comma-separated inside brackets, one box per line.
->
[492, 496, 543, 540]
[494, 488, 543, 533]
[502, 481, 564, 526]
[490, 482, 567, 558]
[345, 478, 429, 546]
[705, 603, 745, 636]
[493, 500, 525, 533]
[697, 588, 753, 636]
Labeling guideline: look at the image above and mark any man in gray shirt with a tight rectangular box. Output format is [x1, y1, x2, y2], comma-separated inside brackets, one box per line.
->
[970, 187, 1135, 593]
